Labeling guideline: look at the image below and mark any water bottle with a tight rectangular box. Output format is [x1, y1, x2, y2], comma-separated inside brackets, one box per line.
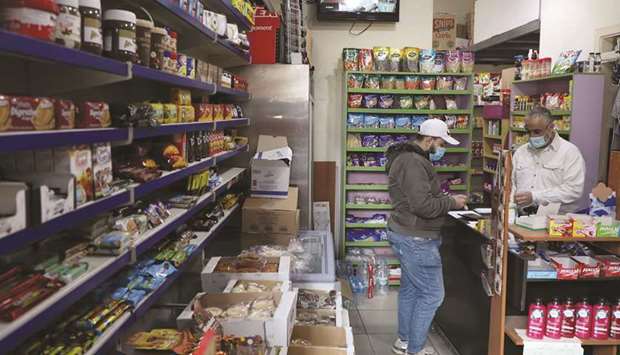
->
[375, 259, 389, 295]
[359, 261, 369, 290]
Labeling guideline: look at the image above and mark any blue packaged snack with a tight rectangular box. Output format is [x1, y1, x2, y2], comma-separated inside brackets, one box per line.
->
[364, 115, 380, 128]
[395, 116, 412, 128]
[395, 135, 409, 144]
[379, 95, 394, 109]
[411, 115, 427, 130]
[376, 153, 387, 166]
[144, 261, 177, 279]
[350, 153, 361, 166]
[364, 94, 378, 108]
[420, 48, 436, 73]
[379, 135, 394, 147]
[379, 116, 395, 128]
[111, 287, 129, 300]
[362, 134, 379, 148]
[123, 289, 147, 306]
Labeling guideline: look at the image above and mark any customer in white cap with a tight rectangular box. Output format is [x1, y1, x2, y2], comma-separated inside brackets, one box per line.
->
[385, 118, 467, 355]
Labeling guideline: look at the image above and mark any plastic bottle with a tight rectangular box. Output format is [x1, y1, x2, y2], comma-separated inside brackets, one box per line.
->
[561, 297, 577, 338]
[545, 297, 564, 339]
[527, 298, 547, 339]
[610, 298, 620, 339]
[359, 261, 369, 290]
[587, 52, 595, 73]
[575, 298, 593, 339]
[375, 259, 389, 295]
[594, 52, 602, 73]
[593, 298, 611, 340]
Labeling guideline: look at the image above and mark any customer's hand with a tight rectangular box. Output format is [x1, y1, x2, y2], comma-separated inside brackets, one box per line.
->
[452, 195, 468, 209]
[515, 191, 533, 207]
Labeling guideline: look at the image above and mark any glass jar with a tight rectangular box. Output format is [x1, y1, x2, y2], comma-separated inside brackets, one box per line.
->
[55, 0, 81, 48]
[103, 9, 137, 62]
[79, 0, 102, 55]
[1, 0, 59, 41]
[135, 19, 153, 66]
[149, 26, 167, 70]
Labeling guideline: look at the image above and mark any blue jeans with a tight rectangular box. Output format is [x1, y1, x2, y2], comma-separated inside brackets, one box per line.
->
[388, 230, 445, 354]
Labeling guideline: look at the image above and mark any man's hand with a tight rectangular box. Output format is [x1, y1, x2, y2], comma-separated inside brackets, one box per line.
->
[515, 191, 533, 207]
[452, 195, 468, 209]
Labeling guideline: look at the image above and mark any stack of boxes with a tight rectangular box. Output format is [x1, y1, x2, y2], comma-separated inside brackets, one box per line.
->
[281, 0, 306, 64]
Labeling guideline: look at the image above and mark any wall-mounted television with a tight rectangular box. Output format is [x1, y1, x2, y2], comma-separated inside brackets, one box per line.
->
[318, 0, 400, 22]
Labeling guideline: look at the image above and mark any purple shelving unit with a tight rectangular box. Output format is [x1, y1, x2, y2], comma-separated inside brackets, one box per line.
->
[209, 0, 253, 31]
[134, 122, 216, 139]
[217, 86, 251, 100]
[132, 64, 217, 93]
[0, 128, 128, 153]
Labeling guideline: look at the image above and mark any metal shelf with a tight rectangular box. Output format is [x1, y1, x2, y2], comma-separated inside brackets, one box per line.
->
[345, 241, 391, 247]
[512, 73, 574, 84]
[348, 88, 473, 95]
[349, 108, 472, 115]
[345, 204, 393, 210]
[347, 71, 472, 76]
[217, 86, 251, 100]
[0, 128, 129, 153]
[132, 64, 216, 93]
[346, 127, 471, 134]
[133, 119, 249, 139]
[509, 225, 620, 242]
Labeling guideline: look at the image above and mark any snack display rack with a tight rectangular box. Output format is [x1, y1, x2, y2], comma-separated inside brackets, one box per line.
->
[341, 71, 475, 261]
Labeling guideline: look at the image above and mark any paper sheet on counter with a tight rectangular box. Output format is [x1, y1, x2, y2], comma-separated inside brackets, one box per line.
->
[515, 329, 583, 355]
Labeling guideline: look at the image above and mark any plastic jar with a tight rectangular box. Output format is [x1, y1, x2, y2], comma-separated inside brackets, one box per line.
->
[150, 26, 167, 70]
[103, 9, 136, 62]
[55, 0, 81, 49]
[135, 19, 153, 66]
[79, 0, 102, 55]
[1, 0, 59, 41]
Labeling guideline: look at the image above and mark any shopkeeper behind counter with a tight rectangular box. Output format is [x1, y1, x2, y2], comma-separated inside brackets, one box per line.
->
[512, 106, 586, 214]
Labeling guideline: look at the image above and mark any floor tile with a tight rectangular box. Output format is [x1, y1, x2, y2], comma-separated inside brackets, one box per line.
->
[429, 331, 458, 355]
[359, 310, 399, 334]
[355, 290, 399, 311]
[349, 308, 367, 335]
[369, 334, 435, 355]
[354, 334, 375, 355]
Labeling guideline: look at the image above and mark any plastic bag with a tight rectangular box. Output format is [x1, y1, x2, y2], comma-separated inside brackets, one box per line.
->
[414, 96, 431, 110]
[403, 47, 420, 72]
[347, 73, 365, 88]
[381, 76, 396, 89]
[364, 75, 381, 89]
[405, 75, 420, 90]
[445, 96, 458, 110]
[461, 51, 475, 73]
[437, 76, 454, 90]
[379, 95, 395, 109]
[373, 47, 390, 71]
[348, 113, 364, 127]
[395, 116, 411, 128]
[364, 115, 380, 128]
[420, 49, 436, 73]
[389, 47, 402, 72]
[421, 77, 436, 90]
[357, 48, 374, 71]
[552, 50, 581, 74]
[453, 77, 468, 91]
[394, 77, 406, 89]
[379, 116, 395, 128]
[343, 48, 359, 70]
[362, 135, 379, 147]
[348, 94, 363, 108]
[363, 94, 378, 108]
[446, 50, 461, 73]
[433, 51, 446, 73]
[399, 96, 414, 109]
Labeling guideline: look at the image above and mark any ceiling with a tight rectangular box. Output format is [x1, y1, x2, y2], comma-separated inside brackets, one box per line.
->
[472, 20, 540, 65]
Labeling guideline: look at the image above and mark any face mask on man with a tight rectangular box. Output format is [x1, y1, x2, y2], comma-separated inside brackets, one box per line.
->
[428, 139, 446, 161]
[528, 135, 548, 149]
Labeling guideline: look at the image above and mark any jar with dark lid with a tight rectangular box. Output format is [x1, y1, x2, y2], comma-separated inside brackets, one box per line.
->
[150, 26, 167, 70]
[79, 0, 102, 55]
[55, 0, 81, 48]
[135, 19, 153, 66]
[103, 9, 137, 63]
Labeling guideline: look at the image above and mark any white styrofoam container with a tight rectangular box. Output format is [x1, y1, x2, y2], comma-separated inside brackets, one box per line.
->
[201, 256, 291, 293]
[223, 279, 292, 293]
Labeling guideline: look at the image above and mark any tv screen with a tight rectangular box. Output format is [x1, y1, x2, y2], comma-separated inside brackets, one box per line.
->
[318, 0, 400, 22]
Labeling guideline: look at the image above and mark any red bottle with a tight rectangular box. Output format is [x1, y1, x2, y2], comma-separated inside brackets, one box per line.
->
[575, 298, 593, 339]
[545, 297, 564, 339]
[527, 298, 547, 339]
[561, 297, 577, 338]
[593, 298, 611, 340]
[611, 298, 620, 339]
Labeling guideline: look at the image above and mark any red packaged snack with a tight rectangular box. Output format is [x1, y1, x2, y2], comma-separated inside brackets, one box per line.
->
[1, 0, 59, 42]
[596, 255, 620, 278]
[6, 96, 55, 131]
[405, 76, 420, 90]
[348, 94, 363, 108]
[357, 49, 374, 72]
[194, 104, 213, 122]
[213, 104, 224, 121]
[550, 257, 580, 280]
[78, 102, 111, 128]
[223, 104, 233, 120]
[421, 77, 436, 90]
[572, 256, 602, 279]
[0, 95, 9, 131]
[54, 99, 76, 129]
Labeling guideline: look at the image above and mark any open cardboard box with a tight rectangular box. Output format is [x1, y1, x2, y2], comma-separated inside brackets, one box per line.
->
[251, 135, 293, 199]
[287, 326, 354, 355]
[201, 256, 291, 293]
[242, 187, 299, 235]
[0, 182, 28, 238]
[177, 291, 298, 347]
[278, 347, 348, 355]
[223, 279, 292, 293]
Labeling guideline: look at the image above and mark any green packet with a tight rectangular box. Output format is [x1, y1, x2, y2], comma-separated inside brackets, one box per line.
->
[596, 219, 620, 238]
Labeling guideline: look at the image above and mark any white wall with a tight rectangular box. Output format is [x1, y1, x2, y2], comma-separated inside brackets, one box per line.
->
[539, 0, 620, 61]
[473, 0, 540, 44]
[433, 0, 472, 24]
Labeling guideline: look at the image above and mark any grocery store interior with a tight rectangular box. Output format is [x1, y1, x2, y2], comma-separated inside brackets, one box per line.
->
[1, 0, 620, 354]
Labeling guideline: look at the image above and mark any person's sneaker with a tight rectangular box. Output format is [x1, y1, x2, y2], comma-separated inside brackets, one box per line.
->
[392, 338, 408, 354]
[409, 346, 438, 355]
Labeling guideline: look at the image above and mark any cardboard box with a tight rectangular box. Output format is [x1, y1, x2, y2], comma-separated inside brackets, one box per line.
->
[201, 256, 291, 292]
[550, 256, 580, 280]
[178, 291, 298, 347]
[432, 13, 456, 50]
[92, 143, 113, 199]
[223, 279, 292, 293]
[251, 135, 293, 198]
[595, 255, 620, 277]
[0, 182, 28, 238]
[279, 347, 348, 355]
[288, 326, 354, 355]
[243, 187, 299, 234]
[54, 146, 94, 206]
[240, 232, 294, 250]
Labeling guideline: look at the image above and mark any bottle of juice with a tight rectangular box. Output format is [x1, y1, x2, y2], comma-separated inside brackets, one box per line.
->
[575, 297, 593, 339]
[527, 298, 546, 339]
[545, 297, 564, 339]
[593, 298, 611, 340]
[561, 297, 577, 338]
[611, 298, 620, 339]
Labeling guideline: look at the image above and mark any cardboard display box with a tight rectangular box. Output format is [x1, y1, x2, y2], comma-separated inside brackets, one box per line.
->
[177, 291, 298, 347]
[240, 232, 294, 250]
[0, 182, 28, 238]
[223, 279, 292, 293]
[242, 187, 299, 234]
[251, 135, 292, 199]
[288, 326, 354, 355]
[201, 256, 291, 292]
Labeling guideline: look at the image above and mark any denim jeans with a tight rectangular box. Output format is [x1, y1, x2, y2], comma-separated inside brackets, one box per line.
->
[387, 230, 445, 354]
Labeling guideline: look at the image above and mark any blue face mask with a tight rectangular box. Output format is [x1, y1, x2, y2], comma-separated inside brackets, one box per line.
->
[429, 146, 446, 161]
[528, 135, 548, 149]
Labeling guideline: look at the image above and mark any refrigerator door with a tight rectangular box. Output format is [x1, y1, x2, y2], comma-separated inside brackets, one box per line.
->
[236, 64, 312, 229]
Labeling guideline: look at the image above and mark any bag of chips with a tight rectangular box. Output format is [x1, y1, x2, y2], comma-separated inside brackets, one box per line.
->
[379, 117, 395, 128]
[446, 50, 461, 73]
[420, 77, 436, 90]
[364, 95, 378, 108]
[437, 76, 454, 90]
[343, 48, 360, 71]
[395, 116, 411, 128]
[347, 73, 365, 88]
[389, 47, 402, 72]
[373, 47, 390, 71]
[364, 75, 381, 89]
[399, 96, 413, 109]
[405, 76, 420, 90]
[433, 51, 446, 74]
[414, 96, 431, 110]
[411, 115, 427, 129]
[358, 48, 374, 71]
[445, 96, 458, 110]
[381, 76, 396, 89]
[461, 51, 475, 73]
[403, 47, 420, 72]
[420, 49, 436, 73]
[395, 77, 406, 89]
[552, 50, 581, 74]
[453, 77, 468, 91]
[348, 94, 363, 108]
[379, 95, 395, 109]
[364, 115, 380, 128]
[348, 113, 364, 128]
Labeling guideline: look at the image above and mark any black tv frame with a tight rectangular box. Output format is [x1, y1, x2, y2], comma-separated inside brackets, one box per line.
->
[317, 1, 400, 22]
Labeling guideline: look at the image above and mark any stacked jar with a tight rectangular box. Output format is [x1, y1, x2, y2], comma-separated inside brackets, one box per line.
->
[79, 0, 102, 55]
[103, 9, 137, 63]
[0, 0, 59, 41]
[162, 29, 178, 74]
[55, 0, 81, 49]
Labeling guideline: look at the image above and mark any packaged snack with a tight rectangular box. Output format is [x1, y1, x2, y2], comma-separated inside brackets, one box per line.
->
[194, 103, 213, 121]
[178, 105, 195, 122]
[54, 99, 76, 129]
[78, 101, 111, 128]
[212, 104, 224, 120]
[403, 47, 420, 72]
[4, 96, 55, 131]
[92, 142, 113, 199]
[373, 47, 390, 71]
[395, 115, 411, 128]
[446, 50, 461, 73]
[348, 73, 365, 88]
[421, 77, 436, 90]
[389, 47, 402, 72]
[348, 113, 364, 128]
[454, 76, 468, 91]
[357, 48, 374, 71]
[170, 88, 191, 106]
[405, 76, 420, 90]
[419, 49, 436, 73]
[414, 96, 431, 110]
[379, 95, 394, 109]
[343, 48, 359, 70]
[411, 115, 427, 129]
[379, 134, 395, 147]
[395, 76, 406, 89]
[429, 98, 437, 110]
[595, 217, 620, 238]
[399, 96, 413, 109]
[364, 75, 380, 89]
[363, 94, 378, 108]
[552, 50, 581, 74]
[348, 94, 363, 108]
[362, 135, 379, 148]
[364, 115, 380, 128]
[347, 133, 361, 148]
[445, 96, 458, 110]
[381, 76, 396, 89]
[444, 115, 457, 128]
[379, 116, 395, 128]
[461, 51, 475, 73]
[548, 215, 573, 238]
[433, 51, 446, 73]
[163, 104, 178, 124]
[149, 103, 164, 124]
[437, 76, 454, 90]
[569, 214, 596, 238]
[456, 115, 469, 128]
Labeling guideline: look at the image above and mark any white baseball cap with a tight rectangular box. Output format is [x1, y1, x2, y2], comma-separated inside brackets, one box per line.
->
[419, 119, 460, 145]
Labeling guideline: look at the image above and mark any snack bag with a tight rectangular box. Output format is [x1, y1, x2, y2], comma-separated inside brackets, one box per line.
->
[379, 95, 394, 109]
[433, 51, 446, 74]
[365, 75, 381, 89]
[445, 96, 458, 110]
[357, 48, 374, 71]
[389, 47, 402, 72]
[437, 76, 454, 90]
[552, 50, 581, 74]
[381, 76, 396, 89]
[403, 47, 420, 72]
[395, 77, 405, 89]
[347, 113, 364, 128]
[363, 95, 378, 108]
[414, 96, 431, 110]
[461, 51, 475, 73]
[548, 215, 573, 238]
[399, 96, 413, 109]
[411, 115, 427, 129]
[348, 94, 363, 108]
[373, 47, 390, 71]
[343, 48, 360, 70]
[364, 115, 380, 128]
[454, 77, 468, 91]
[395, 116, 412, 128]
[379, 117, 395, 128]
[347, 73, 365, 88]
[419, 49, 436, 73]
[446, 50, 461, 73]
[420, 77, 436, 90]
[405, 75, 420, 90]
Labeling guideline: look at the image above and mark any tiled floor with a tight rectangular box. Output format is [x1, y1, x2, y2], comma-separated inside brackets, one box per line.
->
[352, 290, 458, 355]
